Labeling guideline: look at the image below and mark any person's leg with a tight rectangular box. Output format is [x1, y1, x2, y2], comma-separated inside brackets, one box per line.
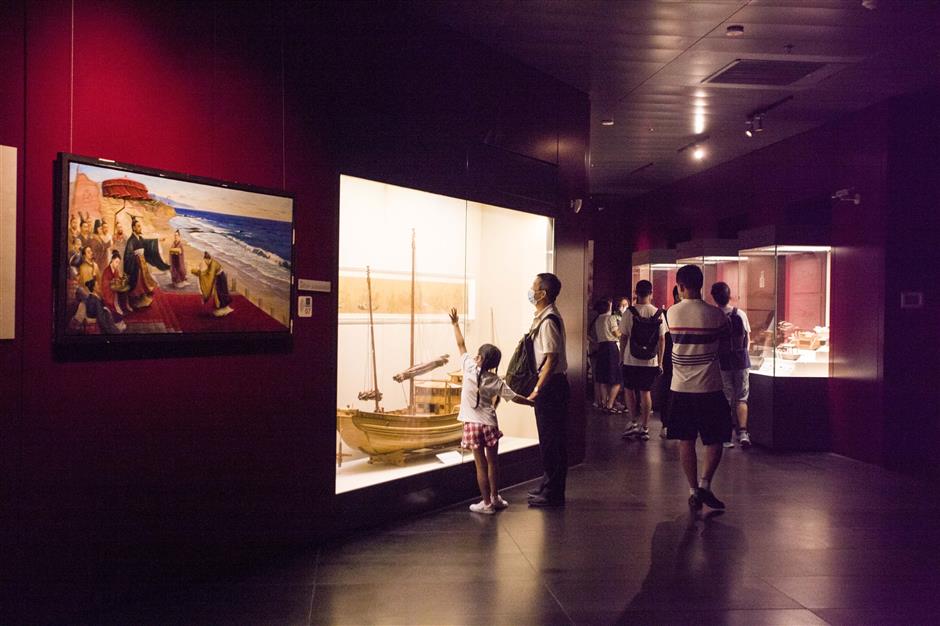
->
[737, 402, 748, 431]
[485, 444, 500, 502]
[695, 392, 731, 509]
[608, 383, 621, 410]
[678, 440, 698, 490]
[701, 443, 723, 483]
[531, 376, 568, 504]
[639, 390, 652, 429]
[600, 383, 611, 408]
[472, 447, 491, 505]
[625, 384, 639, 419]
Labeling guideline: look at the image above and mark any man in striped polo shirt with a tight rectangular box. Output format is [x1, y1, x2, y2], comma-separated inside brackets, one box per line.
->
[667, 265, 732, 514]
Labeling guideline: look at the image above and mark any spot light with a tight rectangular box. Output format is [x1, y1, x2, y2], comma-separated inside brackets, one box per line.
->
[601, 119, 615, 126]
[692, 146, 706, 161]
[745, 120, 754, 138]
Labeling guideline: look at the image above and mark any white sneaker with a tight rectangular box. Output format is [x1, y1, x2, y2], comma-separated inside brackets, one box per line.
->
[621, 422, 640, 438]
[492, 496, 509, 510]
[469, 501, 496, 515]
[739, 430, 752, 448]
[723, 440, 735, 448]
[638, 428, 650, 441]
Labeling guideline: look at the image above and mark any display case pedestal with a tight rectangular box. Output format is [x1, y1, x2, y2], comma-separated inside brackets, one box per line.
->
[749, 374, 830, 451]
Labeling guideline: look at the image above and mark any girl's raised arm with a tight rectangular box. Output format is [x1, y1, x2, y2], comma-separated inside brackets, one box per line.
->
[448, 308, 467, 356]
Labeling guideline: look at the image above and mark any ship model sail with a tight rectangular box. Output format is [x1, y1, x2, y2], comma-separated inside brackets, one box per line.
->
[337, 231, 462, 465]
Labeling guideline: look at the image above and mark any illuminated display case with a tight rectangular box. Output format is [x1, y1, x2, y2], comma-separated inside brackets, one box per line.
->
[631, 249, 678, 309]
[336, 175, 552, 493]
[738, 226, 832, 450]
[675, 239, 741, 307]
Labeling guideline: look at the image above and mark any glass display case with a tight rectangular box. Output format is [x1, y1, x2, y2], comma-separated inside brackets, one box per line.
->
[631, 249, 678, 310]
[336, 175, 552, 493]
[739, 245, 831, 378]
[737, 226, 832, 451]
[675, 239, 741, 307]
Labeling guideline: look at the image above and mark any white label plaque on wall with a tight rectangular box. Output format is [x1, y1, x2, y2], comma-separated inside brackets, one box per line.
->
[298, 278, 331, 293]
[0, 145, 16, 340]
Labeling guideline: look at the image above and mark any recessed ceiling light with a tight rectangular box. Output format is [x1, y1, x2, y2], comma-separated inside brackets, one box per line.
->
[601, 119, 615, 126]
[726, 24, 745, 37]
[692, 146, 706, 160]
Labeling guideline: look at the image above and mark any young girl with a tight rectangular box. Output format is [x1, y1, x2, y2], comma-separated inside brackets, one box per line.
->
[449, 308, 533, 515]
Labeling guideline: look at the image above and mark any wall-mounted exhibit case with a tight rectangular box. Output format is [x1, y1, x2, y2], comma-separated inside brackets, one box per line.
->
[675, 239, 741, 307]
[336, 175, 552, 493]
[631, 249, 678, 310]
[738, 226, 832, 451]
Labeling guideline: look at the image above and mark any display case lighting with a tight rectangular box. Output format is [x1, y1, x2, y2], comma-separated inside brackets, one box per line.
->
[650, 263, 679, 270]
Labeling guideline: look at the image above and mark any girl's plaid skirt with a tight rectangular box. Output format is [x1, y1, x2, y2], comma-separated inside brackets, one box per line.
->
[460, 422, 503, 449]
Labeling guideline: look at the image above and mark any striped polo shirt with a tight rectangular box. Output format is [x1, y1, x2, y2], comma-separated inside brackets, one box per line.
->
[668, 298, 730, 393]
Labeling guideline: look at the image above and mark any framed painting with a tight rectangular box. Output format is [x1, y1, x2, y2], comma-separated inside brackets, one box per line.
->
[54, 153, 294, 354]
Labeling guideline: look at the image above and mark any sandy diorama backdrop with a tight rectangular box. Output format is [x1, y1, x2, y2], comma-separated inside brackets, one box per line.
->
[63, 162, 293, 335]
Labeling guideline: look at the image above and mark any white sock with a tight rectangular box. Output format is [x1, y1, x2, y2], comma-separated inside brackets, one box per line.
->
[689, 487, 698, 496]
[699, 478, 710, 491]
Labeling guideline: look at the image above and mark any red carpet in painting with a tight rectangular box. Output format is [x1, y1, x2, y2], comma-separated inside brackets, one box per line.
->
[163, 293, 286, 333]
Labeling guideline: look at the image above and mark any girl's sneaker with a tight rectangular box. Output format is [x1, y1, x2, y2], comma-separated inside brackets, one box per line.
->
[638, 428, 650, 441]
[492, 496, 509, 510]
[469, 501, 496, 515]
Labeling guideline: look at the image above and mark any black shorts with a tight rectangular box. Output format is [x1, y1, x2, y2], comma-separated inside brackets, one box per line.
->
[666, 391, 732, 445]
[622, 365, 659, 391]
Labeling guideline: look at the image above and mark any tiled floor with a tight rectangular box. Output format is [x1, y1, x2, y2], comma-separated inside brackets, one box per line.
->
[88, 409, 940, 624]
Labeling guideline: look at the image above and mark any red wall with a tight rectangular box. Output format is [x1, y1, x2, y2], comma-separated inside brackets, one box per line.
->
[2, 1, 589, 619]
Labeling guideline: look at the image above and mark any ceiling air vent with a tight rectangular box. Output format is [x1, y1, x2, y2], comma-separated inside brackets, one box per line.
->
[703, 59, 828, 86]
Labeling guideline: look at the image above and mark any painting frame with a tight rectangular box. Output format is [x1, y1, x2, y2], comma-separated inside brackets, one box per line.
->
[53, 153, 295, 358]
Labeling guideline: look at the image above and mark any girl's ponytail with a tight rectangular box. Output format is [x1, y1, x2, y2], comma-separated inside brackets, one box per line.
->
[473, 344, 503, 409]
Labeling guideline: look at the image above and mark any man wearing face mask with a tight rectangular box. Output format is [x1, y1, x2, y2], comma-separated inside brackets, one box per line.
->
[525, 273, 569, 507]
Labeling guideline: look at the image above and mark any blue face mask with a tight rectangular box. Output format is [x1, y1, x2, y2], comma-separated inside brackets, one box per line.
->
[527, 289, 540, 305]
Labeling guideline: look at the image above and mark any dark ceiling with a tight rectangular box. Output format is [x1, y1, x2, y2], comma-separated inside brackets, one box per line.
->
[405, 0, 940, 201]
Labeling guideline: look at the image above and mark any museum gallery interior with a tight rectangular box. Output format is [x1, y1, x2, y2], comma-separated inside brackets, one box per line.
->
[2, 0, 939, 623]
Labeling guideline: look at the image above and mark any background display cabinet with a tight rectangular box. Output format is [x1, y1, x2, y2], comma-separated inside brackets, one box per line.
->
[675, 239, 741, 306]
[631, 249, 678, 310]
[336, 175, 552, 493]
[739, 226, 832, 451]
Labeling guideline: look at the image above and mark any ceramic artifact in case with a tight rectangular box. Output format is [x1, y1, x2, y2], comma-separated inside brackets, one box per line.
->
[631, 249, 678, 309]
[738, 225, 832, 451]
[675, 239, 741, 307]
[739, 243, 831, 379]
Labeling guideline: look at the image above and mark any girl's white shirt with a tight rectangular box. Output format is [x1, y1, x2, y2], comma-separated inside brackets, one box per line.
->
[457, 353, 519, 426]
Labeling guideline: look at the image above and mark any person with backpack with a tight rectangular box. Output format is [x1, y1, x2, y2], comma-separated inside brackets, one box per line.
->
[508, 272, 568, 508]
[710, 282, 752, 448]
[668, 265, 732, 515]
[619, 280, 668, 441]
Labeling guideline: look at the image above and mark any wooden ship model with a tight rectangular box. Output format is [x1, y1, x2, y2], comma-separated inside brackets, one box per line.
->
[337, 232, 463, 466]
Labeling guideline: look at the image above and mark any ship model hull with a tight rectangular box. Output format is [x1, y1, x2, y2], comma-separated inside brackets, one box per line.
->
[337, 380, 462, 465]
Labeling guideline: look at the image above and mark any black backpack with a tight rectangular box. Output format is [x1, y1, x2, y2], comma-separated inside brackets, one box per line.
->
[719, 307, 751, 371]
[505, 314, 560, 396]
[627, 306, 663, 361]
